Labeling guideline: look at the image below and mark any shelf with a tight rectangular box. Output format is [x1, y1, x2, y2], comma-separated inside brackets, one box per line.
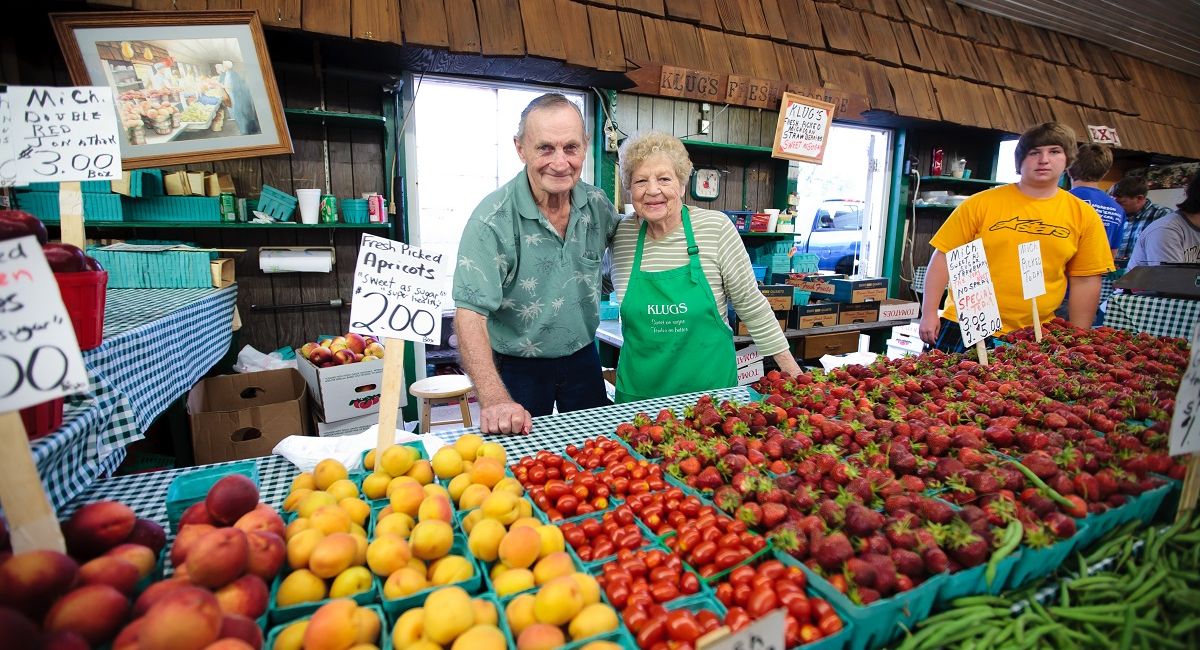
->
[680, 139, 774, 154]
[739, 231, 796, 238]
[43, 220, 390, 229]
[283, 108, 386, 127]
[918, 176, 1005, 187]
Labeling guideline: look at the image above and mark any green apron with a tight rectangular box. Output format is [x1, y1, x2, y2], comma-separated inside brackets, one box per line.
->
[615, 206, 738, 403]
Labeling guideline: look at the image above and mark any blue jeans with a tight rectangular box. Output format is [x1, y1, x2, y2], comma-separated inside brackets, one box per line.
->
[933, 318, 995, 354]
[494, 344, 610, 417]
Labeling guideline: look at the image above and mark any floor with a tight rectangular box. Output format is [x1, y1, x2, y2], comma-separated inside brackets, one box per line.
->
[425, 399, 482, 433]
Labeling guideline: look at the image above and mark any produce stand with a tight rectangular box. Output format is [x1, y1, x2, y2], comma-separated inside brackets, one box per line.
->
[1104, 293, 1200, 339]
[32, 285, 237, 509]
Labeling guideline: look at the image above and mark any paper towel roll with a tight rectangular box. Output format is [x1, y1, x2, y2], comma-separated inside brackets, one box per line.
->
[260, 249, 333, 273]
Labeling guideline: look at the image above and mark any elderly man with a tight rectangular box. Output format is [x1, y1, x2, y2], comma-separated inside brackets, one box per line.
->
[453, 94, 620, 434]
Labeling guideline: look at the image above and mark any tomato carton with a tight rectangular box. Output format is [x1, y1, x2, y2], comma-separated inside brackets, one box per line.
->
[295, 354, 390, 421]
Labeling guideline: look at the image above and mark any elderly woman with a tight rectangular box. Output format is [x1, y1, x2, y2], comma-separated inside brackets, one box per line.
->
[611, 131, 802, 402]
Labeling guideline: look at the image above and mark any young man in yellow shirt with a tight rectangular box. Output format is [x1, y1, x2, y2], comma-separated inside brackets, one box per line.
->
[918, 122, 1115, 352]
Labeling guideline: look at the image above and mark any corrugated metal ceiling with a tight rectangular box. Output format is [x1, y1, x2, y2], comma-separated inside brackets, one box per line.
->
[956, 0, 1200, 78]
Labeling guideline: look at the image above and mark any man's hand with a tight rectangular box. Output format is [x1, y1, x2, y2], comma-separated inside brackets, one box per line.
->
[479, 401, 532, 435]
[919, 310, 941, 346]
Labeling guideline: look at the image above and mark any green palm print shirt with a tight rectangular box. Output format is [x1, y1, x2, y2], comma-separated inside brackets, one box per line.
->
[453, 170, 620, 358]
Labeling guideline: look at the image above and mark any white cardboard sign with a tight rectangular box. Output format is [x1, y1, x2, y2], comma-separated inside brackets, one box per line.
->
[8, 85, 122, 185]
[1169, 322, 1200, 456]
[735, 344, 761, 368]
[772, 92, 835, 164]
[946, 239, 1002, 348]
[1087, 125, 1121, 147]
[0, 236, 90, 412]
[700, 608, 785, 650]
[1018, 240, 1047, 300]
[0, 93, 15, 188]
[349, 234, 448, 345]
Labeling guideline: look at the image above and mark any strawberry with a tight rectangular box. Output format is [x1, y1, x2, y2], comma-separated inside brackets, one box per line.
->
[736, 503, 762, 528]
[1044, 512, 1077, 539]
[934, 457, 967, 481]
[694, 466, 724, 490]
[817, 499, 845, 527]
[761, 503, 789, 529]
[845, 557, 877, 589]
[843, 504, 884, 538]
[678, 457, 701, 476]
[920, 545, 950, 574]
[768, 523, 808, 560]
[1021, 451, 1060, 479]
[863, 552, 898, 595]
[813, 531, 854, 571]
[917, 497, 955, 525]
[891, 548, 925, 578]
[712, 485, 742, 513]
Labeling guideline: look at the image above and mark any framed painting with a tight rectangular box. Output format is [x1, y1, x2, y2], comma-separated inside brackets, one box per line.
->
[51, 10, 292, 169]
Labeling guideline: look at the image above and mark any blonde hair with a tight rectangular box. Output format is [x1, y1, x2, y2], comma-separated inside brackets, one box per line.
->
[618, 131, 694, 194]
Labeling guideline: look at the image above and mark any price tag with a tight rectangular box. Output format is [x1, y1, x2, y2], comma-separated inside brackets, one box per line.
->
[700, 609, 786, 650]
[1018, 240, 1046, 300]
[1169, 322, 1200, 457]
[0, 236, 90, 412]
[0, 93, 15, 188]
[349, 234, 449, 345]
[8, 85, 122, 185]
[946, 239, 1002, 348]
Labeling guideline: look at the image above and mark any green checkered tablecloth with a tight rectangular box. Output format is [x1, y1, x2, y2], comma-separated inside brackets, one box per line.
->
[1103, 293, 1200, 340]
[61, 386, 751, 521]
[33, 286, 238, 510]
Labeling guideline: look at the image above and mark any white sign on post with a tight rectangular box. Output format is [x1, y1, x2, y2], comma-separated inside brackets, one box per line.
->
[349, 234, 449, 345]
[946, 239, 1002, 348]
[8, 85, 122, 185]
[700, 608, 786, 650]
[1169, 323, 1200, 457]
[0, 236, 90, 412]
[1018, 240, 1047, 300]
[0, 93, 15, 188]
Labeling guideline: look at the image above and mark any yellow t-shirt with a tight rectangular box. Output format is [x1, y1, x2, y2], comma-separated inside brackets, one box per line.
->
[930, 184, 1114, 334]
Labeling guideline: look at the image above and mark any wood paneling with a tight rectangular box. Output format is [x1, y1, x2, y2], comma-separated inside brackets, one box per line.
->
[242, 0, 301, 29]
[735, 0, 771, 38]
[303, 0, 351, 37]
[402, 0, 450, 48]
[556, 0, 596, 67]
[618, 10, 650, 63]
[859, 13, 900, 66]
[815, 2, 868, 55]
[445, 0, 482, 53]
[663, 0, 702, 22]
[714, 0, 746, 35]
[477, 0, 526, 56]
[352, 0, 402, 44]
[519, 0, 566, 60]
[588, 5, 626, 71]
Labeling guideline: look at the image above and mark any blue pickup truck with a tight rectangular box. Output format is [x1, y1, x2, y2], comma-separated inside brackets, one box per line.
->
[795, 199, 865, 274]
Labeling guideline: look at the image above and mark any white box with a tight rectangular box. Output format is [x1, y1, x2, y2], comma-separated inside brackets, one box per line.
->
[893, 322, 920, 339]
[315, 409, 405, 437]
[878, 299, 920, 322]
[887, 336, 925, 354]
[296, 356, 399, 422]
[737, 360, 764, 385]
[735, 344, 761, 368]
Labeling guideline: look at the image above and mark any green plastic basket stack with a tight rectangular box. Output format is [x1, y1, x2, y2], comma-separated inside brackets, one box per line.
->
[15, 187, 124, 222]
[88, 241, 216, 288]
[122, 195, 221, 222]
[257, 184, 297, 221]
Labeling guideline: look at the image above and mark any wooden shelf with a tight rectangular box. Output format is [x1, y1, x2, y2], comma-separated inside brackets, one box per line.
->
[43, 220, 389, 229]
[739, 231, 796, 239]
[681, 139, 774, 154]
[284, 108, 386, 127]
[918, 176, 1005, 187]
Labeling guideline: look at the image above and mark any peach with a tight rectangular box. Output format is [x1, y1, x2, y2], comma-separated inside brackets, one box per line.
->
[234, 503, 286, 539]
[374, 512, 414, 539]
[112, 617, 144, 650]
[380, 445, 417, 477]
[274, 620, 308, 650]
[382, 566, 428, 599]
[314, 459, 350, 491]
[219, 614, 263, 650]
[171, 523, 217, 567]
[568, 603, 619, 640]
[452, 624, 506, 650]
[78, 555, 140, 595]
[206, 475, 259, 525]
[352, 605, 380, 644]
[43, 584, 130, 645]
[0, 606, 40, 650]
[468, 518, 506, 562]
[139, 586, 222, 650]
[63, 500, 136, 559]
[106, 542, 158, 579]
[330, 566, 373, 598]
[0, 549, 79, 616]
[127, 518, 168, 554]
[505, 594, 537, 636]
[275, 569, 326, 607]
[517, 623, 566, 650]
[309, 532, 358, 579]
[245, 531, 286, 581]
[215, 574, 269, 619]
[179, 502, 215, 528]
[205, 639, 254, 650]
[388, 480, 426, 518]
[472, 598, 499, 626]
[42, 630, 90, 650]
[360, 472, 391, 500]
[498, 526, 541, 570]
[366, 533, 411, 577]
[303, 598, 358, 650]
[492, 568, 535, 597]
[287, 528, 325, 570]
[533, 575, 582, 626]
[408, 520, 453, 561]
[186, 528, 249, 589]
[417, 495, 453, 523]
[422, 586, 474, 645]
[133, 578, 191, 616]
[429, 555, 474, 585]
[390, 608, 424, 648]
[406, 459, 434, 485]
[572, 572, 601, 606]
[532, 551, 573, 585]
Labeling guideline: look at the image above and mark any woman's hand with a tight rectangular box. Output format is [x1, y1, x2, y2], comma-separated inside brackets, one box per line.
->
[771, 351, 803, 378]
[919, 311, 942, 346]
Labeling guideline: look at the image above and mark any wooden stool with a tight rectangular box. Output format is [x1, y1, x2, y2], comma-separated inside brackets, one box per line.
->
[409, 374, 475, 433]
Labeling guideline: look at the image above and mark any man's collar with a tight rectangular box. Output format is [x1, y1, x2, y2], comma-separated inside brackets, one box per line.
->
[515, 170, 586, 220]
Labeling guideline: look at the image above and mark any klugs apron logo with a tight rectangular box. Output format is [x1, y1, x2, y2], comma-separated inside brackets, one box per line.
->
[647, 302, 689, 315]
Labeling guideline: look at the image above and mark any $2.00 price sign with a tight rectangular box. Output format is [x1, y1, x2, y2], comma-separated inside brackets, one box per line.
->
[946, 239, 1002, 348]
[349, 234, 449, 345]
[0, 236, 90, 412]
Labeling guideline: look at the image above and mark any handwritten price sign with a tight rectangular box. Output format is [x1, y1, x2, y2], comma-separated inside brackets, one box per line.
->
[1169, 323, 1200, 456]
[947, 239, 1002, 348]
[0, 93, 15, 188]
[1018, 240, 1046, 300]
[349, 234, 449, 345]
[700, 609, 785, 650]
[7, 85, 122, 185]
[771, 92, 834, 164]
[0, 236, 90, 412]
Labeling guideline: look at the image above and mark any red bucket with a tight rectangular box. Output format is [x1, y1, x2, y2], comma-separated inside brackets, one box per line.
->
[20, 397, 64, 440]
[54, 270, 107, 351]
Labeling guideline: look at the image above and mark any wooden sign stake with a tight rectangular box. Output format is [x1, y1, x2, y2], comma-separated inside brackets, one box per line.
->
[976, 341, 989, 366]
[58, 181, 86, 249]
[1176, 454, 1200, 522]
[376, 338, 406, 460]
[1031, 300, 1043, 342]
[0, 412, 66, 553]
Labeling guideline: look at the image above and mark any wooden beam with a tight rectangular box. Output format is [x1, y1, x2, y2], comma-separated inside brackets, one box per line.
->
[445, 0, 482, 53]
[519, 0, 566, 60]
[588, 5, 626, 71]
[402, 0, 449, 48]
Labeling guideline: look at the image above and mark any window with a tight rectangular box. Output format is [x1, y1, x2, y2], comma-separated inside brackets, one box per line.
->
[996, 139, 1021, 184]
[404, 76, 592, 312]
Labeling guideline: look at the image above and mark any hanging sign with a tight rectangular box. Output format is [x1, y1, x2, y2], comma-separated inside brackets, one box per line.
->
[8, 85, 122, 185]
[1087, 125, 1121, 147]
[946, 239, 1002, 348]
[771, 92, 835, 164]
[1018, 240, 1046, 300]
[0, 93, 15, 188]
[349, 234, 449, 345]
[0, 236, 90, 412]
[1169, 323, 1200, 456]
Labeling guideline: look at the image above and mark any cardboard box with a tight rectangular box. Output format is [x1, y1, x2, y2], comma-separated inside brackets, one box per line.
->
[296, 355, 393, 422]
[838, 302, 880, 325]
[878, 298, 920, 322]
[187, 171, 206, 196]
[794, 302, 840, 329]
[204, 172, 235, 197]
[736, 316, 788, 337]
[893, 322, 920, 339]
[760, 285, 795, 312]
[829, 277, 889, 303]
[735, 344, 761, 368]
[164, 171, 191, 196]
[187, 369, 310, 465]
[737, 360, 764, 385]
[314, 408, 405, 438]
[790, 274, 846, 296]
[211, 258, 235, 288]
[888, 335, 925, 354]
[795, 332, 859, 359]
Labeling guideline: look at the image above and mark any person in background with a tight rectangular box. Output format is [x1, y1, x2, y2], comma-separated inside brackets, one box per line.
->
[610, 131, 802, 402]
[453, 94, 620, 434]
[218, 60, 261, 136]
[1112, 174, 1172, 269]
[1126, 173, 1200, 268]
[918, 122, 1114, 352]
[1067, 143, 1124, 324]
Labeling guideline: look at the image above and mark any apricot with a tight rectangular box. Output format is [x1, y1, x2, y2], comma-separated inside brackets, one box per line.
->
[311, 505, 353, 536]
[286, 517, 311, 540]
[472, 598, 498, 626]
[446, 473, 472, 504]
[0, 549, 79, 617]
[383, 566, 428, 599]
[374, 512, 414, 539]
[453, 433, 483, 460]
[568, 603, 619, 640]
[138, 585, 222, 650]
[214, 574, 268, 619]
[469, 457, 505, 488]
[186, 528, 249, 589]
[339, 498, 371, 527]
[467, 517, 506, 562]
[390, 608, 424, 648]
[460, 509, 484, 534]
[78, 555, 140, 595]
[282, 488, 313, 513]
[105, 542, 158, 579]
[409, 520, 453, 561]
[274, 620, 308, 650]
[245, 530, 286, 581]
[170, 523, 216, 568]
[532, 551, 574, 585]
[511, 517, 542, 530]
[234, 503, 286, 539]
[275, 568, 327, 607]
[452, 624, 506, 650]
[422, 586, 474, 645]
[458, 484, 492, 510]
[287, 528, 325, 570]
[363, 449, 377, 471]
[352, 533, 369, 565]
[303, 598, 358, 650]
[297, 491, 338, 519]
[475, 442, 507, 464]
[360, 472, 391, 500]
[533, 575, 583, 626]
[498, 526, 541, 570]
[127, 518, 168, 554]
[423, 484, 451, 502]
[366, 533, 411, 577]
[517, 623, 566, 650]
[205, 474, 259, 525]
[572, 572, 601, 606]
[206, 639, 254, 650]
[352, 605, 381, 645]
[63, 500, 136, 559]
[417, 494, 453, 523]
[179, 502, 215, 528]
[219, 614, 263, 650]
[291, 472, 317, 492]
[429, 555, 474, 585]
[492, 568, 535, 597]
[309, 532, 358, 579]
[493, 477, 525, 498]
[406, 459, 434, 485]
[505, 594, 537, 636]
[326, 479, 359, 502]
[380, 445, 417, 477]
[431, 448, 464, 480]
[576, 643, 622, 650]
[330, 566, 374, 598]
[388, 480, 426, 518]
[480, 491, 520, 526]
[314, 459, 350, 491]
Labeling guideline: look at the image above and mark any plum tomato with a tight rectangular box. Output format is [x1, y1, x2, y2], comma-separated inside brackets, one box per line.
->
[665, 610, 703, 643]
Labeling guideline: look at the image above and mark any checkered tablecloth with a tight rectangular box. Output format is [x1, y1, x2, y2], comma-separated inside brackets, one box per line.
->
[62, 386, 752, 523]
[1103, 293, 1200, 340]
[32, 286, 238, 510]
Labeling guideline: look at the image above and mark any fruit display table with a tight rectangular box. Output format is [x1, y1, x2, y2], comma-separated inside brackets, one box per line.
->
[1104, 293, 1199, 339]
[34, 285, 238, 509]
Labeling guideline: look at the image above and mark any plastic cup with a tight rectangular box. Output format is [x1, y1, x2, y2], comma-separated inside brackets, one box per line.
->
[296, 189, 321, 224]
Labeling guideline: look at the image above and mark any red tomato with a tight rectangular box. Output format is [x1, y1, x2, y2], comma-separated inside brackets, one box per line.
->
[614, 507, 634, 526]
[593, 537, 615, 559]
[690, 540, 717, 566]
[556, 494, 579, 516]
[665, 610, 703, 643]
[573, 484, 590, 500]
[581, 518, 602, 537]
[563, 527, 586, 548]
[576, 546, 593, 562]
[626, 591, 654, 612]
[827, 574, 848, 594]
[724, 606, 752, 632]
[747, 589, 778, 618]
[728, 565, 756, 586]
[757, 559, 785, 580]
[620, 556, 648, 579]
[715, 582, 734, 607]
[811, 598, 834, 619]
[733, 582, 753, 607]
[545, 480, 569, 500]
[799, 623, 821, 643]
[714, 547, 747, 569]
[649, 580, 679, 603]
[680, 571, 700, 596]
[648, 565, 676, 584]
[606, 581, 630, 609]
[781, 591, 811, 621]
[785, 614, 801, 648]
[527, 465, 547, 485]
[623, 606, 649, 633]
[697, 609, 721, 632]
[818, 614, 843, 636]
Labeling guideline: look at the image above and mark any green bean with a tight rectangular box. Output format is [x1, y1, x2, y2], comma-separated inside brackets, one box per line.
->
[1118, 607, 1135, 650]
[1134, 627, 1189, 650]
[949, 595, 1012, 608]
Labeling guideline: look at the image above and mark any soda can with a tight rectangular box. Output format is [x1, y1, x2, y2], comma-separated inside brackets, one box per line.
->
[219, 192, 237, 222]
[319, 194, 337, 223]
[367, 193, 386, 223]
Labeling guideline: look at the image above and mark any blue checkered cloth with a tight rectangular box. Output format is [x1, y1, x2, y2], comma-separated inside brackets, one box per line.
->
[1104, 293, 1200, 340]
[33, 286, 238, 510]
